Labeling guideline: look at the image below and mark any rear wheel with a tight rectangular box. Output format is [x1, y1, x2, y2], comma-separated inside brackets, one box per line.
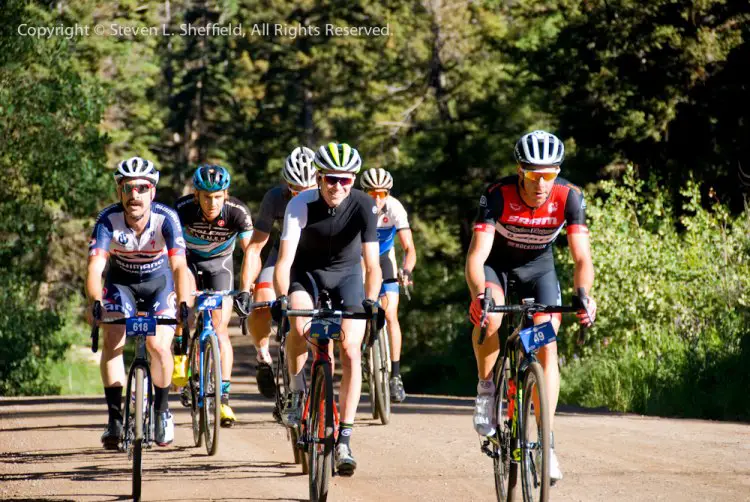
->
[364, 344, 378, 420]
[520, 362, 550, 502]
[132, 367, 146, 502]
[308, 364, 334, 502]
[372, 329, 391, 424]
[202, 335, 222, 456]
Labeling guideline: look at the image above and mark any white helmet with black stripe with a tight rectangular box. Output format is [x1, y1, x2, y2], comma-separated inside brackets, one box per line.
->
[283, 146, 317, 187]
[114, 156, 160, 185]
[514, 130, 565, 166]
[314, 142, 362, 173]
[360, 168, 393, 191]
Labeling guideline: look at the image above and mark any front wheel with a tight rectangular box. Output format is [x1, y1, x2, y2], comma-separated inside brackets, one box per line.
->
[202, 335, 222, 456]
[493, 359, 511, 501]
[132, 367, 146, 502]
[189, 334, 203, 448]
[308, 363, 334, 502]
[372, 329, 391, 424]
[520, 362, 550, 502]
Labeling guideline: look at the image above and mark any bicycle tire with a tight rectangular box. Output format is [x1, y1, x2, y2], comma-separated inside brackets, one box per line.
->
[520, 362, 550, 502]
[132, 366, 145, 502]
[308, 363, 334, 502]
[365, 344, 378, 420]
[189, 334, 203, 448]
[202, 335, 222, 456]
[493, 358, 512, 502]
[372, 329, 391, 425]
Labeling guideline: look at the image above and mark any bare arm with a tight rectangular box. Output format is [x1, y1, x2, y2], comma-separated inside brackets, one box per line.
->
[86, 255, 108, 303]
[239, 232, 267, 292]
[169, 254, 192, 305]
[568, 232, 594, 294]
[362, 241, 382, 302]
[273, 237, 298, 297]
[396, 228, 417, 273]
[465, 229, 495, 298]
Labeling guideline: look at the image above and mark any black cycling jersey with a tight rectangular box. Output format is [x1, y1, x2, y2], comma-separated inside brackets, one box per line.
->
[281, 188, 378, 272]
[175, 195, 253, 262]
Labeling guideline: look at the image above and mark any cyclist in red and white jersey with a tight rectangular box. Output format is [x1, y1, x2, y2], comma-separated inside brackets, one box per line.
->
[465, 130, 597, 484]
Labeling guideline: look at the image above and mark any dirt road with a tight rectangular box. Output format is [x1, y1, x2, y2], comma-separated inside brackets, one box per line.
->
[2, 332, 749, 501]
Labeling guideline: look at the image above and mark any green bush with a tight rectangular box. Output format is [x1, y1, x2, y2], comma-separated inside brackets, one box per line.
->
[556, 166, 750, 419]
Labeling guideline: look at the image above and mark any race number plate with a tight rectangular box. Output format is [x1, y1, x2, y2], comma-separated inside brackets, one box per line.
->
[309, 318, 342, 341]
[197, 294, 223, 312]
[519, 321, 556, 354]
[125, 317, 157, 337]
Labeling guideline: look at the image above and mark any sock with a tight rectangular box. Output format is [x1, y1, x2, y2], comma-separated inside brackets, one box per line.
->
[477, 379, 495, 396]
[154, 385, 170, 414]
[289, 371, 305, 392]
[104, 386, 123, 422]
[338, 422, 353, 447]
[391, 361, 400, 377]
[221, 381, 231, 404]
[550, 431, 556, 449]
[256, 349, 272, 365]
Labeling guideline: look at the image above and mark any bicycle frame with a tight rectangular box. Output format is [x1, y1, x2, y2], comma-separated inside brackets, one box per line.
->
[191, 306, 222, 411]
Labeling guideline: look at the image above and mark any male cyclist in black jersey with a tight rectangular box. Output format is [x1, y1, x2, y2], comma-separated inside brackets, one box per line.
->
[245, 147, 318, 399]
[465, 130, 597, 484]
[87, 157, 191, 448]
[174, 165, 257, 427]
[273, 142, 382, 476]
[359, 168, 417, 403]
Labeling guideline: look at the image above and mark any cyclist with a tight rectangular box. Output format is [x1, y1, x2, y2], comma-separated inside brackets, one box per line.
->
[465, 130, 597, 484]
[245, 147, 318, 400]
[359, 168, 416, 403]
[86, 157, 191, 449]
[273, 142, 382, 476]
[174, 165, 257, 427]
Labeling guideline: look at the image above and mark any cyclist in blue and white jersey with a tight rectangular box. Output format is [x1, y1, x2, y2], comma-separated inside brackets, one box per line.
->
[359, 168, 417, 403]
[174, 165, 257, 427]
[86, 157, 191, 449]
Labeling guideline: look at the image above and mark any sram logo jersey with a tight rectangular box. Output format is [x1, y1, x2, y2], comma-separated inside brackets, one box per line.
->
[376, 195, 410, 256]
[474, 176, 588, 268]
[89, 202, 186, 282]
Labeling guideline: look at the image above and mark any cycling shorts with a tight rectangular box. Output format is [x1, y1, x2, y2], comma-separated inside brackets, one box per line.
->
[189, 255, 233, 291]
[290, 265, 365, 312]
[102, 274, 177, 322]
[379, 248, 399, 296]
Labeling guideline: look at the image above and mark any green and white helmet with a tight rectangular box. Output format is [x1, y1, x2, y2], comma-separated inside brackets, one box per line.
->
[314, 142, 362, 173]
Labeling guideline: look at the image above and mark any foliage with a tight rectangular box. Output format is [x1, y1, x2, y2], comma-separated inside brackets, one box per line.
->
[556, 167, 750, 419]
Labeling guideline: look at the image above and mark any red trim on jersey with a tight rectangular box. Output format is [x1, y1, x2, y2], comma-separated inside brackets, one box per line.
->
[474, 223, 494, 233]
[567, 224, 589, 235]
[255, 281, 273, 290]
[168, 248, 186, 257]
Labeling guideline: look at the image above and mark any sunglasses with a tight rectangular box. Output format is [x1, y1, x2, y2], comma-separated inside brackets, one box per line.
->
[367, 190, 389, 199]
[122, 182, 154, 194]
[321, 174, 355, 187]
[522, 169, 559, 182]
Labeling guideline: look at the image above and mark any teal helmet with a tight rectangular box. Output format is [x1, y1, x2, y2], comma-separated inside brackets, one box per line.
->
[193, 165, 231, 192]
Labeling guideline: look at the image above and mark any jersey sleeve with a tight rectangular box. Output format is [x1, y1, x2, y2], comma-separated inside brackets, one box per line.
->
[281, 193, 308, 243]
[473, 184, 501, 233]
[89, 211, 113, 257]
[161, 207, 187, 256]
[389, 197, 410, 230]
[228, 198, 254, 239]
[564, 183, 589, 235]
[361, 197, 379, 243]
[253, 189, 276, 234]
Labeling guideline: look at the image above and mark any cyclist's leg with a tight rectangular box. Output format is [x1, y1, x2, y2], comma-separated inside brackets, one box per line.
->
[287, 271, 315, 385]
[249, 250, 277, 365]
[529, 271, 562, 429]
[380, 249, 402, 374]
[100, 281, 131, 446]
[473, 266, 506, 381]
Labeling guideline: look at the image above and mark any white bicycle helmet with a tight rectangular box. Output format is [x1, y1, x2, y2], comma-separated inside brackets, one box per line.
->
[314, 142, 362, 173]
[283, 147, 317, 187]
[360, 168, 393, 191]
[514, 130, 565, 167]
[114, 157, 160, 185]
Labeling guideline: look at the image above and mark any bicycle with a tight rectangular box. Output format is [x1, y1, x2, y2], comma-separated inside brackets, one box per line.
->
[182, 289, 248, 456]
[362, 313, 391, 424]
[279, 291, 379, 502]
[477, 286, 590, 502]
[90, 301, 181, 502]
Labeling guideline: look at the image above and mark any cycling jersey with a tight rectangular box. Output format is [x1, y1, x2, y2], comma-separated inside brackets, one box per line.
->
[89, 202, 186, 283]
[253, 184, 293, 290]
[281, 188, 378, 272]
[474, 176, 588, 273]
[376, 195, 409, 256]
[175, 195, 253, 261]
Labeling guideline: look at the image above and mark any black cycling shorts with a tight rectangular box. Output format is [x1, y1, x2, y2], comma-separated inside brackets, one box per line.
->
[290, 265, 365, 312]
[484, 264, 561, 306]
[189, 255, 233, 291]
